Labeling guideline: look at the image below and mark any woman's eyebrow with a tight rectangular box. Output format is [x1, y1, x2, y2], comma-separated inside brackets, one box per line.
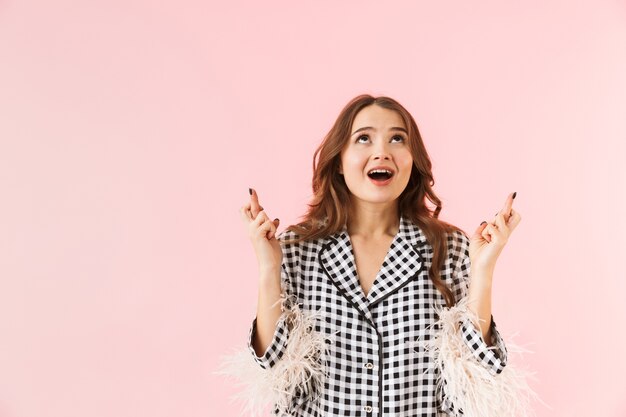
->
[351, 126, 408, 136]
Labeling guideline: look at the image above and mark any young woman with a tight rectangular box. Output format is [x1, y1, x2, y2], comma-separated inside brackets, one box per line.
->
[236, 95, 526, 417]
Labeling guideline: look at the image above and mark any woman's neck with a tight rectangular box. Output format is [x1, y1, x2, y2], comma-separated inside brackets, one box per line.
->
[346, 204, 399, 239]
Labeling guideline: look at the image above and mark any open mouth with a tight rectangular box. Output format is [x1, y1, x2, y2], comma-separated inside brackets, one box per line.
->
[367, 169, 394, 181]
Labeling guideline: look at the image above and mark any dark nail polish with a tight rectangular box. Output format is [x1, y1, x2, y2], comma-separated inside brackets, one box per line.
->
[480, 221, 487, 225]
[512, 191, 517, 199]
[274, 218, 279, 222]
[249, 188, 252, 195]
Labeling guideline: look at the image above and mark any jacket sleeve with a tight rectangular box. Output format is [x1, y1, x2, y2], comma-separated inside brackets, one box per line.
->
[435, 230, 538, 417]
[246, 230, 300, 370]
[450, 230, 508, 375]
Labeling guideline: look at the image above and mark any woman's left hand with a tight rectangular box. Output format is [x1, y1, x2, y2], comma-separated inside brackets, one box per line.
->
[469, 192, 522, 272]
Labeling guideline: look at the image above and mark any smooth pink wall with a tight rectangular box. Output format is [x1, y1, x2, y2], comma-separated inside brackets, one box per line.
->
[1, 1, 625, 416]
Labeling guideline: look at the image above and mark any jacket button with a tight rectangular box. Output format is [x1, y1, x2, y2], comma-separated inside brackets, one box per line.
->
[363, 405, 373, 413]
[364, 362, 374, 369]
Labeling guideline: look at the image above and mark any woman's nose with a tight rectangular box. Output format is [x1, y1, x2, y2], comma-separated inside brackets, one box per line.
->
[372, 141, 392, 159]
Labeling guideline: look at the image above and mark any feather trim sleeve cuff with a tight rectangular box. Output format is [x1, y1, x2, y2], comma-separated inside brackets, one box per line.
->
[420, 296, 539, 417]
[215, 292, 333, 417]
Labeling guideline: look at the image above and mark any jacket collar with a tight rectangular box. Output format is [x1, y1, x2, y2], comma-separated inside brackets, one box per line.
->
[318, 214, 427, 323]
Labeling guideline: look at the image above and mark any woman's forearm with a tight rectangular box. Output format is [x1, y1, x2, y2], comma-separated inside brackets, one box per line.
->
[467, 265, 494, 346]
[252, 267, 283, 356]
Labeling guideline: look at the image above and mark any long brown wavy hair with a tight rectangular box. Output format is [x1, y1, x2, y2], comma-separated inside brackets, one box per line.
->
[281, 94, 467, 308]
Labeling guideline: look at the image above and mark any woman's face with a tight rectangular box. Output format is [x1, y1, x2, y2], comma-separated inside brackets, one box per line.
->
[339, 104, 414, 208]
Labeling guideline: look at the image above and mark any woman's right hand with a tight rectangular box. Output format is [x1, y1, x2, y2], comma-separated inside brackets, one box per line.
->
[240, 188, 283, 273]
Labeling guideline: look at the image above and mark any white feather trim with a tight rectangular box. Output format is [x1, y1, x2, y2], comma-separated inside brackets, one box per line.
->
[214, 293, 334, 417]
[410, 296, 543, 417]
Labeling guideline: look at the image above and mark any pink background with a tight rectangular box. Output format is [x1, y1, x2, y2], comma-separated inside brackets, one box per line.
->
[1, 1, 625, 416]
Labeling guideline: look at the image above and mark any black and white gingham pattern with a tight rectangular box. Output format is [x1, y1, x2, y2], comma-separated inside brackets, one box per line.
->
[247, 215, 508, 417]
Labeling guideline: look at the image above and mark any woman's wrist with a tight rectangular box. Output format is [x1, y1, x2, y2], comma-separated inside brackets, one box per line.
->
[258, 266, 281, 284]
[470, 264, 494, 287]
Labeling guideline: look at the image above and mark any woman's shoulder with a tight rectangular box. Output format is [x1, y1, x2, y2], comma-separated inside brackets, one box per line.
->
[277, 228, 301, 245]
[276, 227, 316, 248]
[448, 227, 470, 243]
[448, 228, 470, 259]
[442, 224, 471, 257]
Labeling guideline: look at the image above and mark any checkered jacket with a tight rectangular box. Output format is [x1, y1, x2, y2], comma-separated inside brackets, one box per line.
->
[247, 215, 508, 416]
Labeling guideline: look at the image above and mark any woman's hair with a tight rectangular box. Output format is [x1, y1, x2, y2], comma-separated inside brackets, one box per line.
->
[282, 94, 467, 308]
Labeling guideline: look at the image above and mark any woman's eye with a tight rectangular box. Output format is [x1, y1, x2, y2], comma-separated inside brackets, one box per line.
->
[356, 135, 406, 143]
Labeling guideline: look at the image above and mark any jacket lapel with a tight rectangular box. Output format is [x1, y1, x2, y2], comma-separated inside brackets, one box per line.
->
[318, 215, 428, 323]
[318, 226, 373, 322]
[366, 215, 426, 307]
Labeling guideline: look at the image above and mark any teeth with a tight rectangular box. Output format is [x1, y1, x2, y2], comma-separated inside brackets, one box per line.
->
[368, 169, 392, 175]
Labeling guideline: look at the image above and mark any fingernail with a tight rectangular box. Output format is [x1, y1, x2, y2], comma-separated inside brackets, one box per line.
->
[512, 191, 517, 199]
[248, 188, 252, 195]
[480, 221, 487, 225]
[274, 218, 279, 222]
